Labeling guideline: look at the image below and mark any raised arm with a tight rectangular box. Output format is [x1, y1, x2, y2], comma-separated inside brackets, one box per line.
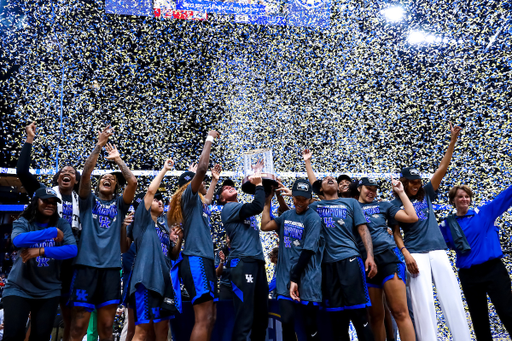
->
[357, 224, 377, 278]
[430, 122, 462, 191]
[391, 176, 418, 223]
[16, 123, 41, 197]
[239, 174, 265, 220]
[191, 131, 220, 194]
[144, 159, 174, 210]
[302, 149, 317, 185]
[79, 126, 113, 199]
[275, 180, 291, 214]
[260, 189, 278, 232]
[105, 143, 137, 205]
[205, 164, 221, 205]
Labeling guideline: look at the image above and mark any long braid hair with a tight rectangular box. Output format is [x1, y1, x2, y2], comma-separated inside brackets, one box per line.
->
[168, 182, 204, 225]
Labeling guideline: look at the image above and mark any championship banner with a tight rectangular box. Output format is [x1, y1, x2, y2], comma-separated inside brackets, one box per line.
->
[234, 14, 287, 26]
[105, 0, 153, 16]
[154, 0, 208, 20]
[176, 0, 267, 16]
[287, 0, 330, 28]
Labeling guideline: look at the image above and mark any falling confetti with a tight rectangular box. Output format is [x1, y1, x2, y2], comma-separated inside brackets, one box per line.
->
[1, 0, 512, 338]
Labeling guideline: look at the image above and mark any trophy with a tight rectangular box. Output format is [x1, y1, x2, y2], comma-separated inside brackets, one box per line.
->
[241, 149, 279, 194]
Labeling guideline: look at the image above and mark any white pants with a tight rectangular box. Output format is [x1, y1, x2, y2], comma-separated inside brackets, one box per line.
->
[408, 250, 471, 341]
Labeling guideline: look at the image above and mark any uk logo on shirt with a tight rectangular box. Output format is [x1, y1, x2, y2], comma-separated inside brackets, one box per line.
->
[32, 239, 56, 267]
[92, 199, 118, 229]
[283, 221, 304, 248]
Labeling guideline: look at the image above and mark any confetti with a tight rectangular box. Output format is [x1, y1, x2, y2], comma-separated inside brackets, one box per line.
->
[1, 0, 511, 338]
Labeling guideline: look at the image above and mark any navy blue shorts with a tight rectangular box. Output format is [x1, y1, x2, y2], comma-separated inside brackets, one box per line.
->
[129, 284, 175, 325]
[179, 255, 218, 305]
[366, 247, 406, 289]
[322, 256, 371, 311]
[60, 258, 74, 302]
[68, 265, 121, 312]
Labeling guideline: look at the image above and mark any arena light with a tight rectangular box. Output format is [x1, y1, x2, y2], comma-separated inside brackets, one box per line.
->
[381, 6, 405, 23]
[408, 30, 425, 44]
[408, 29, 462, 45]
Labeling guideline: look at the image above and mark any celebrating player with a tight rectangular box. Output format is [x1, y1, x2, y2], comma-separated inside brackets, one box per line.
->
[69, 126, 137, 341]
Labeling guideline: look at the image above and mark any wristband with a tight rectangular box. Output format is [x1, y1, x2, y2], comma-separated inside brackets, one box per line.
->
[400, 246, 407, 252]
[206, 135, 214, 143]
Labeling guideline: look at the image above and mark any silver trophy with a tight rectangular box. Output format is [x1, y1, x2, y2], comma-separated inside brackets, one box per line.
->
[241, 149, 278, 194]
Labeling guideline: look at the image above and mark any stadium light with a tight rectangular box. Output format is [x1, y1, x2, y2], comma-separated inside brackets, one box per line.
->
[408, 29, 462, 45]
[408, 30, 425, 44]
[381, 6, 405, 23]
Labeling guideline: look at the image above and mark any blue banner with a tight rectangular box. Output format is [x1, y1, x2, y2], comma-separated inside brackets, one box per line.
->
[176, 0, 267, 16]
[234, 14, 287, 26]
[105, 0, 153, 16]
[287, 0, 330, 28]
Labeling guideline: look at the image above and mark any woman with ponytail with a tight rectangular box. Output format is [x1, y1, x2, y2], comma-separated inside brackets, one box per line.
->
[167, 130, 220, 341]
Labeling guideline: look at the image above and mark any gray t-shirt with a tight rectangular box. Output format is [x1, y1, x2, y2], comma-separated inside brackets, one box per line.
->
[4, 217, 76, 299]
[309, 198, 366, 263]
[129, 203, 171, 297]
[273, 208, 324, 303]
[358, 201, 401, 257]
[390, 181, 447, 253]
[221, 202, 265, 262]
[181, 185, 214, 260]
[76, 193, 130, 268]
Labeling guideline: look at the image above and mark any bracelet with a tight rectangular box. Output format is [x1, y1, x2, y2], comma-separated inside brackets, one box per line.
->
[400, 246, 407, 252]
[206, 135, 214, 143]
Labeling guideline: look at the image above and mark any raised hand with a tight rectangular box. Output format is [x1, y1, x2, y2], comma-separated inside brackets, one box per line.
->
[105, 143, 121, 162]
[449, 121, 462, 140]
[275, 182, 292, 197]
[123, 211, 134, 227]
[98, 125, 114, 147]
[391, 174, 404, 193]
[211, 164, 222, 181]
[251, 159, 265, 173]
[170, 225, 184, 243]
[188, 162, 198, 172]
[249, 172, 263, 187]
[207, 130, 220, 139]
[302, 149, 312, 162]
[164, 158, 175, 171]
[25, 122, 36, 142]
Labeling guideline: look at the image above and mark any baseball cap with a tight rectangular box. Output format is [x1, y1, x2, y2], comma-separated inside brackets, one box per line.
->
[178, 171, 196, 187]
[292, 179, 312, 199]
[337, 174, 352, 183]
[132, 193, 145, 211]
[215, 179, 236, 205]
[312, 179, 323, 195]
[400, 167, 421, 180]
[34, 187, 62, 203]
[358, 177, 380, 188]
